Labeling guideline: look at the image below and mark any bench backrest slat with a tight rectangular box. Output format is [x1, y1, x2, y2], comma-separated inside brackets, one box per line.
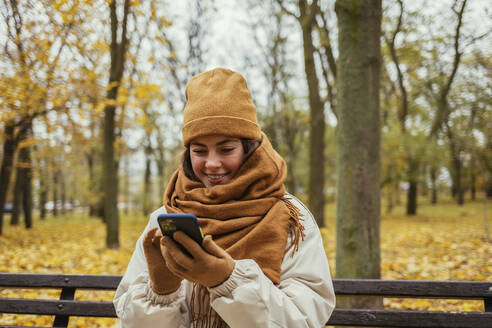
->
[334, 279, 492, 299]
[0, 298, 117, 317]
[2, 274, 491, 299]
[328, 309, 492, 328]
[0, 273, 121, 289]
[1, 299, 491, 328]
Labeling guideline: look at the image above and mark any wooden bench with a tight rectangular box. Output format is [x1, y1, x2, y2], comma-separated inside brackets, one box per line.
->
[0, 273, 491, 327]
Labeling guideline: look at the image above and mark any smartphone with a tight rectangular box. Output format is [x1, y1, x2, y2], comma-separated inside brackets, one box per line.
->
[157, 213, 204, 256]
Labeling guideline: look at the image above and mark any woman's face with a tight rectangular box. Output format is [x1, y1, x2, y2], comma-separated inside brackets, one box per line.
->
[190, 135, 246, 188]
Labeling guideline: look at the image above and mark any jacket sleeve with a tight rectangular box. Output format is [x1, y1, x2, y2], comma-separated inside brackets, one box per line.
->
[113, 207, 191, 328]
[208, 196, 336, 328]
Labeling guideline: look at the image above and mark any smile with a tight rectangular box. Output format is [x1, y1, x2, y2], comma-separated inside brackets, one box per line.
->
[206, 174, 227, 179]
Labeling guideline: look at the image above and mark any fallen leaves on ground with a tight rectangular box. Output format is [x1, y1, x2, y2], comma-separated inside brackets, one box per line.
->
[1, 200, 491, 327]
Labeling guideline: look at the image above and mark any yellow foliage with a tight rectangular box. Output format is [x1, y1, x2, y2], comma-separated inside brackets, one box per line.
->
[136, 113, 148, 126]
[106, 81, 119, 91]
[154, 35, 167, 44]
[52, 0, 67, 11]
[95, 102, 105, 113]
[160, 17, 172, 28]
[18, 138, 38, 149]
[134, 84, 161, 101]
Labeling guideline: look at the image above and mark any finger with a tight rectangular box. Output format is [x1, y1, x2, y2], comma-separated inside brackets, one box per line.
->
[173, 231, 204, 259]
[142, 228, 164, 263]
[162, 247, 189, 275]
[161, 236, 183, 255]
[202, 235, 229, 258]
[152, 230, 163, 247]
[161, 253, 185, 279]
[160, 237, 194, 270]
[143, 228, 158, 248]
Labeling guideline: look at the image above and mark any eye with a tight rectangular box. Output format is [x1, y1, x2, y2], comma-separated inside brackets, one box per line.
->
[191, 148, 206, 154]
[221, 147, 235, 153]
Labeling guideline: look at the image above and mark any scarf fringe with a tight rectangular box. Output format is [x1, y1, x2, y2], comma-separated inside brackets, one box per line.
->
[190, 283, 228, 328]
[280, 196, 306, 257]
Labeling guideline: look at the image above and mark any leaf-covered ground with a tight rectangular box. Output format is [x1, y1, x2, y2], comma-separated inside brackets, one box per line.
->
[1, 199, 491, 327]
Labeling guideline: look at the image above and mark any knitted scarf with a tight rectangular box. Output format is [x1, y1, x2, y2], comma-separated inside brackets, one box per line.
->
[163, 133, 304, 327]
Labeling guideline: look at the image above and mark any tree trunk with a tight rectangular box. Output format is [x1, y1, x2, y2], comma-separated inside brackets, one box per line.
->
[103, 0, 130, 249]
[470, 157, 476, 201]
[451, 182, 457, 199]
[298, 0, 325, 227]
[60, 170, 66, 215]
[420, 167, 429, 197]
[454, 158, 464, 205]
[88, 152, 96, 217]
[386, 187, 394, 214]
[103, 100, 119, 248]
[286, 150, 298, 195]
[11, 168, 23, 225]
[406, 160, 418, 215]
[39, 165, 47, 219]
[486, 177, 492, 198]
[155, 154, 165, 203]
[123, 155, 130, 215]
[52, 170, 58, 216]
[0, 125, 18, 235]
[155, 127, 166, 200]
[335, 0, 382, 310]
[21, 140, 32, 229]
[445, 121, 464, 205]
[143, 141, 152, 217]
[11, 123, 33, 228]
[407, 179, 417, 215]
[430, 167, 438, 205]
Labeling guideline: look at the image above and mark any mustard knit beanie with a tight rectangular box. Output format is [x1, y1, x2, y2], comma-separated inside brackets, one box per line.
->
[182, 68, 261, 146]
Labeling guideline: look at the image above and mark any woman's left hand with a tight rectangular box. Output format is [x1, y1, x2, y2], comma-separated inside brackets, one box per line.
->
[160, 232, 235, 287]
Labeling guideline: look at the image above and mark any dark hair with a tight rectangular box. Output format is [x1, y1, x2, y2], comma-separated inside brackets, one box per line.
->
[182, 138, 259, 181]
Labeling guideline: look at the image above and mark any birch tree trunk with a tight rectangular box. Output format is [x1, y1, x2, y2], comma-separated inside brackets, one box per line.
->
[335, 0, 382, 310]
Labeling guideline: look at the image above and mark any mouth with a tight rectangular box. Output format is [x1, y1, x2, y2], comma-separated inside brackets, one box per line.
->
[205, 173, 228, 185]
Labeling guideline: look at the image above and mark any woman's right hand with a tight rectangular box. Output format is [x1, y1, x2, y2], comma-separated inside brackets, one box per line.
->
[143, 227, 183, 295]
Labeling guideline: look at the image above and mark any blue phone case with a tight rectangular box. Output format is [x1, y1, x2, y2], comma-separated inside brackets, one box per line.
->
[157, 213, 204, 256]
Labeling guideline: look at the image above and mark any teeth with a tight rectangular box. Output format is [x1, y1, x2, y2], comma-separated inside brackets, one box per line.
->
[208, 175, 225, 179]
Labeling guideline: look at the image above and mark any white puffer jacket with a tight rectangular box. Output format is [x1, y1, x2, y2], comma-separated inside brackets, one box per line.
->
[113, 194, 335, 328]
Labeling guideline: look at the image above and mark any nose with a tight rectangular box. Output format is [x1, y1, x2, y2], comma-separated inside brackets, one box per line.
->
[205, 152, 221, 170]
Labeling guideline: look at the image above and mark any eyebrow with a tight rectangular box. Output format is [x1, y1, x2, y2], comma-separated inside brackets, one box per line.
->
[191, 139, 239, 147]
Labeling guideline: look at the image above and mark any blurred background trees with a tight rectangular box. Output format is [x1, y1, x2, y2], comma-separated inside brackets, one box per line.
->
[0, 0, 490, 250]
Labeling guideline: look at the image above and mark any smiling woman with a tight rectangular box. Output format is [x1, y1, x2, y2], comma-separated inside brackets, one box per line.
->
[113, 68, 335, 328]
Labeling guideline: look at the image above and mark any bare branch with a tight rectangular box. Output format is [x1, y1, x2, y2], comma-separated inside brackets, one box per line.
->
[315, 9, 337, 78]
[463, 29, 491, 49]
[384, 0, 408, 132]
[442, 0, 467, 98]
[275, 0, 298, 19]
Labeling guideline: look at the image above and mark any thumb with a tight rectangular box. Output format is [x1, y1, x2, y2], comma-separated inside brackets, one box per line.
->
[202, 235, 228, 258]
